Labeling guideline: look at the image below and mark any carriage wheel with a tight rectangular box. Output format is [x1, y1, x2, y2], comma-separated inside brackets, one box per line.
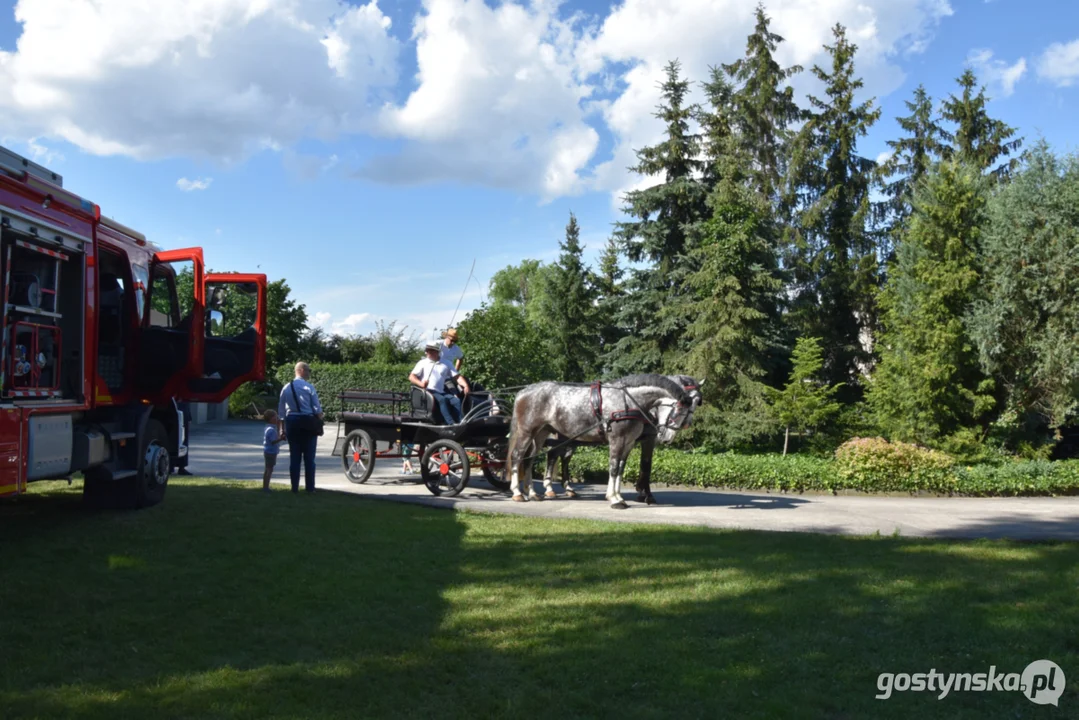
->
[341, 429, 375, 484]
[420, 439, 470, 497]
[480, 450, 511, 491]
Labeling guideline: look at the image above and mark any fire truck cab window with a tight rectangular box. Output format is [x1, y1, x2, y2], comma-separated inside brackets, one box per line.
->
[191, 281, 259, 396]
[138, 260, 193, 397]
[97, 249, 130, 393]
[149, 266, 179, 328]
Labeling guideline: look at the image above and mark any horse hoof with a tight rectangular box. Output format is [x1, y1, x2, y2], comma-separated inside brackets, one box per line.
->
[611, 501, 628, 510]
[529, 494, 543, 502]
[545, 491, 558, 499]
[566, 490, 578, 499]
[512, 495, 526, 503]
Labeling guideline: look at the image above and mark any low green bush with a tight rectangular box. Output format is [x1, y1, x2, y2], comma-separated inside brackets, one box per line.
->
[273, 362, 414, 421]
[227, 382, 264, 418]
[834, 437, 956, 493]
[559, 446, 840, 493]
[548, 442, 1079, 497]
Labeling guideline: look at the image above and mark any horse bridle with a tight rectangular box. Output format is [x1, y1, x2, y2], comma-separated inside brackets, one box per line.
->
[604, 382, 692, 434]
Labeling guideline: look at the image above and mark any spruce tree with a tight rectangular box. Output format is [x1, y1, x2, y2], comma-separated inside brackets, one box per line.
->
[546, 212, 598, 382]
[607, 59, 707, 374]
[679, 63, 782, 398]
[680, 136, 783, 408]
[787, 23, 881, 391]
[722, 3, 803, 204]
[867, 159, 995, 443]
[697, 66, 736, 190]
[878, 84, 947, 255]
[762, 336, 843, 455]
[594, 237, 625, 372]
[940, 69, 1023, 179]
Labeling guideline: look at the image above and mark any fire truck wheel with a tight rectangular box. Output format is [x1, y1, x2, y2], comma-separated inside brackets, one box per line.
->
[136, 419, 171, 508]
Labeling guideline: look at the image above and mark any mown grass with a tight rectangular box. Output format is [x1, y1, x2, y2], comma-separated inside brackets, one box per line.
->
[1, 478, 1077, 719]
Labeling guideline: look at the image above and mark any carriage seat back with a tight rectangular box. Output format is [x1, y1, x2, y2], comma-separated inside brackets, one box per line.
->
[410, 386, 440, 422]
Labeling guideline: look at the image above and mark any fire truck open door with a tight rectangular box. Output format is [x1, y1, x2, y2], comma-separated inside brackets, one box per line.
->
[184, 273, 267, 403]
[139, 248, 205, 404]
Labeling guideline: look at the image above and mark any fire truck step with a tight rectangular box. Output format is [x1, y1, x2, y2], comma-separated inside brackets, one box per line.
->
[109, 432, 136, 441]
[110, 470, 137, 480]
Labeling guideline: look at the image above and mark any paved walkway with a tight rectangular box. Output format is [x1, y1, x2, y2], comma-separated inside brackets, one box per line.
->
[188, 420, 1079, 542]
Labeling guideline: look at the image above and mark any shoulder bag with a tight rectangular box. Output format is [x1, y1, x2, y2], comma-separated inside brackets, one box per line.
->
[289, 380, 325, 436]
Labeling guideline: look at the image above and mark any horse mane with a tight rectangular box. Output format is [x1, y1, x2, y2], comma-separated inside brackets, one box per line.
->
[609, 373, 690, 404]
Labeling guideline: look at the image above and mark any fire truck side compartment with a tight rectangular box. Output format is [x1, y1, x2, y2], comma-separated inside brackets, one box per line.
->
[27, 413, 73, 480]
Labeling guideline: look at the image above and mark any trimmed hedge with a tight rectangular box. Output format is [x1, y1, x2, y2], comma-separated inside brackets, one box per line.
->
[273, 362, 414, 421]
[557, 443, 1079, 497]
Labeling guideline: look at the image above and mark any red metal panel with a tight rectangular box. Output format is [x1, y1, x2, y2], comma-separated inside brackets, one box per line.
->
[0, 406, 22, 497]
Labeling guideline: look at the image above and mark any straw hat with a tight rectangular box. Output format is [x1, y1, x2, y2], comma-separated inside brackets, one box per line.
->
[443, 328, 459, 341]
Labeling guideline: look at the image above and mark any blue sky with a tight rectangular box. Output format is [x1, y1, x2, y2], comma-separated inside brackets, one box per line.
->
[0, 0, 1077, 343]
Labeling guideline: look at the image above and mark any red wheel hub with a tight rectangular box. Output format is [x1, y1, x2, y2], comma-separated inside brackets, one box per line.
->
[439, 462, 450, 475]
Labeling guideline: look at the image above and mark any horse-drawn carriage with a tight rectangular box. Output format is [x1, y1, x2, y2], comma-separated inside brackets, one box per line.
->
[331, 385, 513, 497]
[331, 373, 704, 508]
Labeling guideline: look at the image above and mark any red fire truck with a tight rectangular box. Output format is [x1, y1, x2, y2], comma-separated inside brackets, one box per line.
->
[0, 145, 266, 509]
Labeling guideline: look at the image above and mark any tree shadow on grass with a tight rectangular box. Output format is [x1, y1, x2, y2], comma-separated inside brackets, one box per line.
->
[1, 482, 1077, 719]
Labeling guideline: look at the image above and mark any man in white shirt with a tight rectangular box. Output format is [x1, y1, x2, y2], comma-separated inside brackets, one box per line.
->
[409, 343, 470, 424]
[439, 327, 464, 371]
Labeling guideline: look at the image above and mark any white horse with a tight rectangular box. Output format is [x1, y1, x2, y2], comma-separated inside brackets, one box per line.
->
[505, 374, 693, 509]
[539, 375, 704, 503]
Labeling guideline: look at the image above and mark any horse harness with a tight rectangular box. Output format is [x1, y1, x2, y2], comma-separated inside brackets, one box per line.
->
[589, 381, 682, 437]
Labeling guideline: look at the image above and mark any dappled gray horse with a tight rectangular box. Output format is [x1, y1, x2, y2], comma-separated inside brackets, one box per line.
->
[540, 375, 704, 503]
[506, 374, 693, 509]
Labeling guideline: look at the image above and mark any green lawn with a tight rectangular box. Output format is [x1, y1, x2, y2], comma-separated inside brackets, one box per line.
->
[1, 479, 1076, 719]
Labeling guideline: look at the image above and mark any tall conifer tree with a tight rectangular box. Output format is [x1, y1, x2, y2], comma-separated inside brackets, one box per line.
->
[721, 3, 803, 204]
[546, 212, 597, 382]
[940, 69, 1023, 179]
[607, 60, 707, 375]
[787, 24, 881, 391]
[877, 84, 947, 256]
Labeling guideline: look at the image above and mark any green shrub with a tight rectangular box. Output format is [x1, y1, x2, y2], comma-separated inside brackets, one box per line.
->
[952, 460, 1079, 496]
[560, 446, 841, 493]
[544, 442, 1079, 497]
[273, 362, 414, 421]
[228, 382, 263, 419]
[834, 437, 956, 493]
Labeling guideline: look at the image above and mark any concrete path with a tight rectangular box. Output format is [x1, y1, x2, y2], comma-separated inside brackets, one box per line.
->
[187, 419, 1079, 542]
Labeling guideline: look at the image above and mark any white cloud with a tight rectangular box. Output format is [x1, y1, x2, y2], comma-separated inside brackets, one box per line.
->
[0, 0, 400, 163]
[967, 48, 1027, 97]
[0, 0, 958, 205]
[312, 311, 332, 328]
[360, 0, 599, 201]
[331, 312, 372, 335]
[578, 0, 954, 207]
[176, 176, 212, 191]
[876, 149, 894, 166]
[1037, 38, 1079, 87]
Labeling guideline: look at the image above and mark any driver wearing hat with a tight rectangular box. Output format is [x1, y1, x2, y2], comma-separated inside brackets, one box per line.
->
[409, 342, 469, 424]
[440, 327, 463, 371]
